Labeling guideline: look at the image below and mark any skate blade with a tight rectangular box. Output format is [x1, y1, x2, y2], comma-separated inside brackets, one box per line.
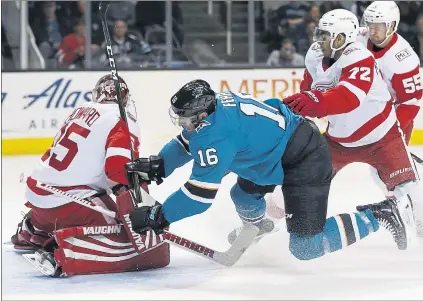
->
[22, 253, 58, 277]
[253, 227, 280, 244]
[398, 197, 419, 249]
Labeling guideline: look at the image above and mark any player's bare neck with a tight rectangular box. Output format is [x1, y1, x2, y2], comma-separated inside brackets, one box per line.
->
[373, 35, 394, 50]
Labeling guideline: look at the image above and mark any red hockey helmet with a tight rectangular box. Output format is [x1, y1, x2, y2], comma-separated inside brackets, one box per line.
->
[92, 74, 130, 105]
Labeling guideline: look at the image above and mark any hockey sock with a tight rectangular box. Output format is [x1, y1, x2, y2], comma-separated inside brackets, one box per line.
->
[230, 183, 266, 224]
[289, 209, 379, 260]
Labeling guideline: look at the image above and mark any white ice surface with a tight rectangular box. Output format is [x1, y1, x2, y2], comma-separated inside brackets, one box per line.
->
[2, 147, 423, 300]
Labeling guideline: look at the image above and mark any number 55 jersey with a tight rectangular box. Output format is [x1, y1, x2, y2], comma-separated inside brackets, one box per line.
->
[358, 32, 422, 144]
[26, 101, 141, 209]
[157, 92, 303, 222]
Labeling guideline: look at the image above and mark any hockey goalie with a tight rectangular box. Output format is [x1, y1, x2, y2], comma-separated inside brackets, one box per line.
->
[11, 74, 170, 277]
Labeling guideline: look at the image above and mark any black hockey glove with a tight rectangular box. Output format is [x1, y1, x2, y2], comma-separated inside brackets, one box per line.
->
[129, 204, 170, 234]
[125, 155, 165, 185]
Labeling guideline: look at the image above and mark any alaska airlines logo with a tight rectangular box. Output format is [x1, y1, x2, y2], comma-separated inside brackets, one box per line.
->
[23, 78, 91, 109]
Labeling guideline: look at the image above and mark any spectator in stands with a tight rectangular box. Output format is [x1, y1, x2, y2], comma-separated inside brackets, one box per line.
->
[57, 17, 100, 69]
[296, 20, 317, 57]
[266, 38, 304, 67]
[397, 2, 423, 41]
[98, 20, 152, 68]
[277, 2, 310, 30]
[32, 2, 69, 65]
[135, 1, 184, 47]
[319, 1, 347, 15]
[107, 1, 136, 29]
[307, 4, 321, 23]
[293, 4, 320, 56]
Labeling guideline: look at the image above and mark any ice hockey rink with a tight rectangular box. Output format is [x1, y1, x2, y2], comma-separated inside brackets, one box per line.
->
[2, 147, 423, 300]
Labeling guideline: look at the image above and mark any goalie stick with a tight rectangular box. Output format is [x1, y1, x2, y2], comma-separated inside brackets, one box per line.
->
[34, 180, 259, 267]
[99, 1, 142, 205]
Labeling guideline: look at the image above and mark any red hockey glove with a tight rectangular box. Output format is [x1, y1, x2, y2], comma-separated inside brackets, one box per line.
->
[283, 89, 326, 118]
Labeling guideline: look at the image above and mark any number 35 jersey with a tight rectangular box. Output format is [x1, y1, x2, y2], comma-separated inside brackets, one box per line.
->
[305, 42, 396, 147]
[158, 92, 303, 223]
[26, 101, 141, 209]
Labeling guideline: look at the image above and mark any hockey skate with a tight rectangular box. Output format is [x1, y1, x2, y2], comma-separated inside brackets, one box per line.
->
[23, 249, 63, 277]
[11, 211, 51, 251]
[357, 198, 415, 250]
[228, 218, 278, 245]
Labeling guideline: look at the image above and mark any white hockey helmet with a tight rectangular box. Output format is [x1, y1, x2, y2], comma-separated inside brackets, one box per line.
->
[313, 9, 359, 58]
[363, 1, 400, 45]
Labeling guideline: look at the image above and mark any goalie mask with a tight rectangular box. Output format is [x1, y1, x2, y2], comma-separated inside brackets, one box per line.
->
[313, 9, 359, 58]
[362, 1, 400, 47]
[169, 79, 216, 131]
[92, 74, 130, 106]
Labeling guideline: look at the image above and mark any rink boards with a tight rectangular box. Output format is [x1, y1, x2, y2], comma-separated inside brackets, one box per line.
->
[2, 68, 423, 155]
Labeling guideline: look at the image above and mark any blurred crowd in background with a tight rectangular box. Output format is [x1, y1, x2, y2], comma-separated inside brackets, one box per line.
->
[2, 1, 423, 70]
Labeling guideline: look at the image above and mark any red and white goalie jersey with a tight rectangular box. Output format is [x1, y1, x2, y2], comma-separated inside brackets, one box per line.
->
[26, 101, 140, 209]
[302, 41, 396, 147]
[358, 33, 422, 141]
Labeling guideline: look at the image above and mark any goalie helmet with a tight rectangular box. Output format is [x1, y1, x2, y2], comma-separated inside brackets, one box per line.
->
[92, 74, 130, 105]
[169, 79, 216, 131]
[313, 9, 359, 58]
[362, 1, 400, 46]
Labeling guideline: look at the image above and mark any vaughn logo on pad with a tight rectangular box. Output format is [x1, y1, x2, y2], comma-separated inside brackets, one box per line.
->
[82, 225, 122, 235]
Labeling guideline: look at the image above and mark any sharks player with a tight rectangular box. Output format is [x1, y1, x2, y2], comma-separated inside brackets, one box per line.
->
[125, 79, 413, 261]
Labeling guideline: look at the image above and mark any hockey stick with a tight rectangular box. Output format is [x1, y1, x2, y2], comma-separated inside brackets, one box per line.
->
[98, 1, 142, 205]
[411, 152, 423, 166]
[34, 180, 259, 266]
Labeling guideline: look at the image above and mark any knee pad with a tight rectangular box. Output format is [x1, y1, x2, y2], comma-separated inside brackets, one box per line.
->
[289, 233, 325, 261]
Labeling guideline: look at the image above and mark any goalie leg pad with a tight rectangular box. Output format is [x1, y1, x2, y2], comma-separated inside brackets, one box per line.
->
[25, 194, 119, 234]
[53, 225, 170, 276]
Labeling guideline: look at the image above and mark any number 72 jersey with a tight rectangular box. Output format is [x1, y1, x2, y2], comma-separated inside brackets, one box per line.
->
[304, 41, 396, 147]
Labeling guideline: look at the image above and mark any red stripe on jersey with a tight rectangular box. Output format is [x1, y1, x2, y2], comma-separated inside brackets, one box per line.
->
[104, 119, 138, 185]
[391, 65, 423, 103]
[105, 156, 130, 185]
[300, 69, 313, 92]
[321, 85, 360, 115]
[27, 176, 93, 196]
[339, 56, 375, 95]
[327, 101, 393, 143]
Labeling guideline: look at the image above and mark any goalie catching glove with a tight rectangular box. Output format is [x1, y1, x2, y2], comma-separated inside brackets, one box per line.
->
[129, 204, 170, 234]
[125, 155, 165, 185]
[283, 89, 326, 118]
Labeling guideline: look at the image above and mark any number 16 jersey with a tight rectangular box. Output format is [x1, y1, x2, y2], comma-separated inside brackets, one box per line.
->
[157, 92, 302, 222]
[26, 102, 141, 209]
